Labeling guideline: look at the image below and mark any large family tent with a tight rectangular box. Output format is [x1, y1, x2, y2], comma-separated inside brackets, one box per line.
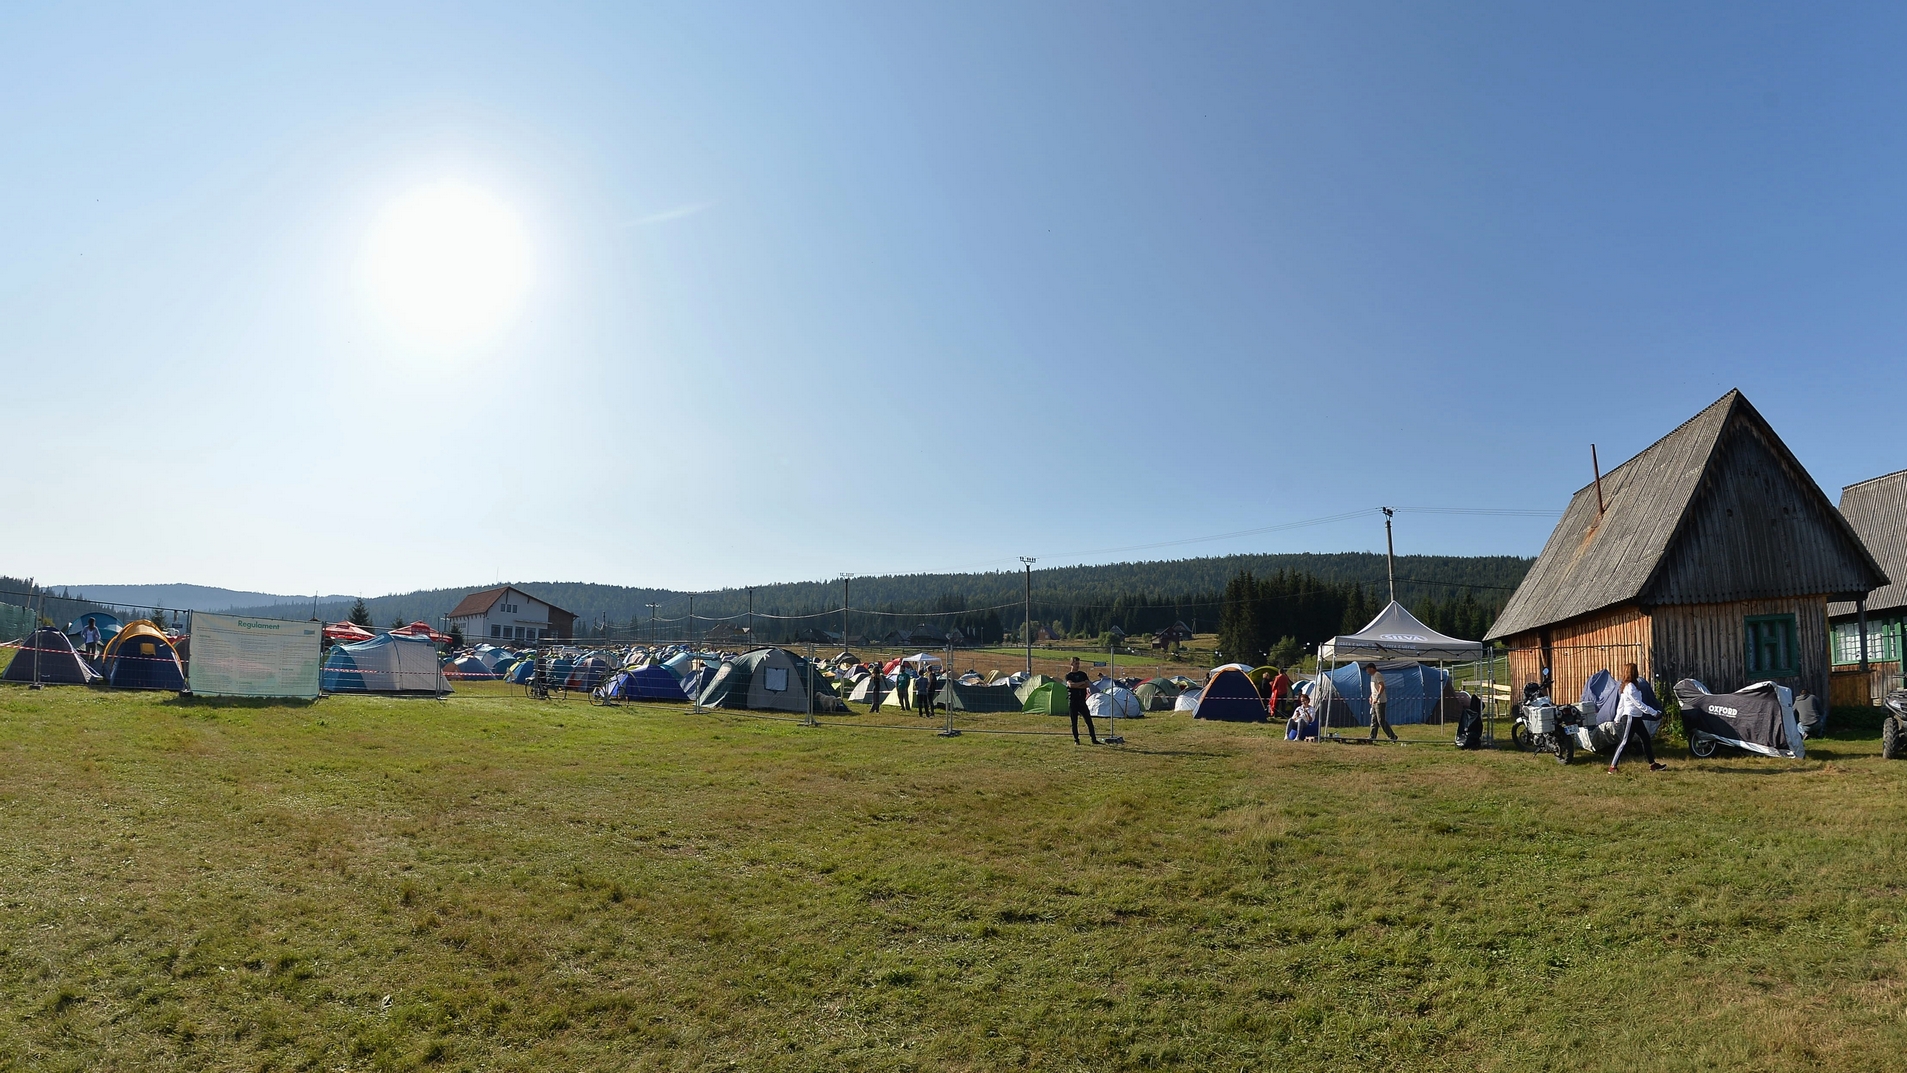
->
[1312, 661, 1460, 729]
[321, 633, 450, 694]
[1021, 678, 1070, 714]
[2, 627, 101, 685]
[940, 681, 1021, 712]
[696, 648, 843, 713]
[1193, 667, 1267, 722]
[1134, 677, 1181, 711]
[606, 663, 693, 701]
[101, 621, 186, 691]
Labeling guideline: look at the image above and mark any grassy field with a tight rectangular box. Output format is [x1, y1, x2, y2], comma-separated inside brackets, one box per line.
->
[3, 682, 1906, 1071]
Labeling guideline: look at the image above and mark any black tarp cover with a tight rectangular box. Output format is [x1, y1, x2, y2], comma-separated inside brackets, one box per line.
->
[1673, 679, 1803, 759]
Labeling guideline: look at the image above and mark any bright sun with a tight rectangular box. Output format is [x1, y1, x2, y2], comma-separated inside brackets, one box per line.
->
[363, 183, 532, 347]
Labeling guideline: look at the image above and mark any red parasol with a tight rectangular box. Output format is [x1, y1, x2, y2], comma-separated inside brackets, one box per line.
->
[324, 622, 376, 643]
[390, 620, 453, 644]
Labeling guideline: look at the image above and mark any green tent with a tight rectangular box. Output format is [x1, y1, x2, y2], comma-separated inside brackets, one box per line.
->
[1021, 679, 1069, 715]
[1014, 673, 1056, 704]
[1134, 677, 1181, 711]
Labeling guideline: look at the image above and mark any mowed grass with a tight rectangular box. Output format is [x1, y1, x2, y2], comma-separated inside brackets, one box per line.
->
[3, 685, 1907, 1072]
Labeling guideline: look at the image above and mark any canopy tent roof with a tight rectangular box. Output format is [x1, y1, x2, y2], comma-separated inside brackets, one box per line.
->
[1319, 601, 1484, 663]
[324, 621, 376, 643]
[391, 621, 452, 644]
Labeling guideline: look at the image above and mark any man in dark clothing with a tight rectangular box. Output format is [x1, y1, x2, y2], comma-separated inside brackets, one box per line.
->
[919, 666, 941, 716]
[868, 663, 885, 713]
[1064, 657, 1101, 744]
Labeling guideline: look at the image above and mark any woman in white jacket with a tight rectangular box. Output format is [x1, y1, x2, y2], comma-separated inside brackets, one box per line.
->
[1608, 662, 1666, 773]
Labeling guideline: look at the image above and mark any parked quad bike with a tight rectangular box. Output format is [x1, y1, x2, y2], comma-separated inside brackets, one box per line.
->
[1510, 683, 1578, 764]
[1884, 690, 1907, 760]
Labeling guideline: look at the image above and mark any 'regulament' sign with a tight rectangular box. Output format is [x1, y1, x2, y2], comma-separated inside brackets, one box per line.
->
[187, 613, 322, 699]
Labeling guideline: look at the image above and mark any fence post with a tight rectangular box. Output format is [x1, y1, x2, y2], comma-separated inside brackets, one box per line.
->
[805, 643, 818, 727]
[938, 640, 959, 736]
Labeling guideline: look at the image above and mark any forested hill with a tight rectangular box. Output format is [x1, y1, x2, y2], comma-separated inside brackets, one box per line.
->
[200, 552, 1530, 641]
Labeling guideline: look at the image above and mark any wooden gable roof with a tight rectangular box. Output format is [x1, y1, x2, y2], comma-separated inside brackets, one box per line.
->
[1486, 390, 1886, 640]
[1829, 469, 1907, 618]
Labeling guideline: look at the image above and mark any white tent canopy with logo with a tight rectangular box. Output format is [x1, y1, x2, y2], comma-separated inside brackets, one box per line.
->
[1319, 601, 1485, 662]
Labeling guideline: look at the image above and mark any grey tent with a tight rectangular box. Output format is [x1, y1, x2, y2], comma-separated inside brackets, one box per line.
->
[939, 680, 1021, 712]
[697, 647, 843, 713]
[1319, 601, 1485, 663]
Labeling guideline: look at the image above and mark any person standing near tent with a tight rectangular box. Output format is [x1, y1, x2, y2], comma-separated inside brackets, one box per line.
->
[1608, 662, 1666, 773]
[919, 665, 941, 716]
[896, 662, 914, 711]
[80, 619, 101, 661]
[1268, 666, 1293, 722]
[1064, 657, 1102, 745]
[1366, 664, 1397, 742]
[868, 662, 886, 713]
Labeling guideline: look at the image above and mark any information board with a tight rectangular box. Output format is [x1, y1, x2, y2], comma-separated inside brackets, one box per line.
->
[187, 613, 322, 699]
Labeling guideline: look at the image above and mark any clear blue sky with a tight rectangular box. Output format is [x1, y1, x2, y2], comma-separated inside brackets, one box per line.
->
[6, 2, 1904, 595]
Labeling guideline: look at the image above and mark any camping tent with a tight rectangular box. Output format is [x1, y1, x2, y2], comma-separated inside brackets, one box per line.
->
[565, 655, 612, 692]
[940, 681, 1021, 712]
[1319, 602, 1485, 663]
[696, 648, 843, 713]
[444, 654, 499, 679]
[1021, 679, 1069, 714]
[1173, 687, 1202, 712]
[1088, 686, 1142, 719]
[606, 663, 692, 701]
[1312, 661, 1460, 728]
[101, 620, 186, 691]
[1134, 677, 1181, 711]
[1193, 667, 1267, 722]
[847, 675, 895, 703]
[2, 627, 101, 685]
[320, 633, 450, 694]
[506, 658, 538, 684]
[1014, 674, 1056, 704]
[66, 612, 123, 644]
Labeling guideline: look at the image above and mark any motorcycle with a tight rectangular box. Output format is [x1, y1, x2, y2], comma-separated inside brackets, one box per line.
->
[1511, 682, 1579, 764]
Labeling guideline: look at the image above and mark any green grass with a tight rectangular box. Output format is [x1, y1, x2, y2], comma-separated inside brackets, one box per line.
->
[3, 683, 1906, 1071]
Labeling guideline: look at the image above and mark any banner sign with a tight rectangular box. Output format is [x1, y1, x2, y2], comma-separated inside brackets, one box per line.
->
[188, 613, 322, 699]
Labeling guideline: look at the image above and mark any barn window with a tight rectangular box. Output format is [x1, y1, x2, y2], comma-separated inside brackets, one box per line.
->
[1745, 614, 1800, 678]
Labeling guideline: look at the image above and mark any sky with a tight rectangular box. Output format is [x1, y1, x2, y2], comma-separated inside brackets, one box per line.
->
[5, 2, 1907, 596]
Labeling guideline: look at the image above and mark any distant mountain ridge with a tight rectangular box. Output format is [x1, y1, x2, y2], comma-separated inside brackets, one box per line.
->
[50, 551, 1532, 639]
[46, 584, 353, 613]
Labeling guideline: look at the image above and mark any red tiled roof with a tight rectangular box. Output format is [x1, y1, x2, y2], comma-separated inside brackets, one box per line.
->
[446, 586, 577, 620]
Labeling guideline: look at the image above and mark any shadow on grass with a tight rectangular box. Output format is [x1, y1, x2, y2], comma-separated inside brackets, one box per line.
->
[163, 694, 321, 710]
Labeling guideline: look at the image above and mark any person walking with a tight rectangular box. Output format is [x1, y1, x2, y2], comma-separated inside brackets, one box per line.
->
[1366, 663, 1397, 741]
[1608, 662, 1666, 773]
[1268, 666, 1293, 723]
[1064, 656, 1102, 744]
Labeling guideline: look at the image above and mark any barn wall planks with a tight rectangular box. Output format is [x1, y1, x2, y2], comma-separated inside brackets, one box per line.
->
[1829, 663, 1901, 707]
[1650, 596, 1829, 701]
[1503, 605, 1652, 704]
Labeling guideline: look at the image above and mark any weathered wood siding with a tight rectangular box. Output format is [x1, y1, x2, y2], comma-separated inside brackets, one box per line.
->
[1503, 605, 1653, 704]
[1650, 596, 1830, 702]
[1830, 663, 1902, 707]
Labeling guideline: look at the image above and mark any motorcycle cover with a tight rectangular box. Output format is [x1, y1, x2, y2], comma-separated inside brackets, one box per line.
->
[1672, 679, 1804, 760]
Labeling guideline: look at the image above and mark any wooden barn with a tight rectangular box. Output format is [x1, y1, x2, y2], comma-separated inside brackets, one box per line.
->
[1485, 390, 1887, 706]
[1827, 469, 1907, 705]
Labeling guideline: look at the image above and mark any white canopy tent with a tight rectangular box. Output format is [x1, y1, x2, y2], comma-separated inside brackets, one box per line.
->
[1315, 601, 1494, 742]
[1320, 602, 1485, 662]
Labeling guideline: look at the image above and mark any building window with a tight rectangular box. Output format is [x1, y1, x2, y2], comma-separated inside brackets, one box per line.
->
[513, 626, 524, 640]
[1745, 614, 1801, 678]
[491, 625, 501, 638]
[1833, 618, 1904, 666]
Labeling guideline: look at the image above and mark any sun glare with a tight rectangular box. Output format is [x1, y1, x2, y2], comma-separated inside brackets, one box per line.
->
[363, 183, 532, 347]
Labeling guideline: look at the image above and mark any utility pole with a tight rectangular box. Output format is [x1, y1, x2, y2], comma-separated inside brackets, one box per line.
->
[1019, 557, 1037, 675]
[747, 588, 753, 641]
[646, 602, 659, 646]
[1381, 507, 1396, 606]
[688, 594, 695, 648]
[840, 574, 852, 654]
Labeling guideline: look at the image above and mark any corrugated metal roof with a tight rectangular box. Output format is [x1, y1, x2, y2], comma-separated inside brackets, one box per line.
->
[1830, 469, 1907, 617]
[1486, 390, 1886, 640]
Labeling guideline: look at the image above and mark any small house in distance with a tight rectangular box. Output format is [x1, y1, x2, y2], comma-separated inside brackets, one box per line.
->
[1828, 469, 1907, 704]
[446, 586, 578, 644]
[1485, 390, 1887, 705]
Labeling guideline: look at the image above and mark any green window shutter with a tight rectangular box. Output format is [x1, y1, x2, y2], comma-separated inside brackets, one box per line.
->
[1745, 614, 1801, 678]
